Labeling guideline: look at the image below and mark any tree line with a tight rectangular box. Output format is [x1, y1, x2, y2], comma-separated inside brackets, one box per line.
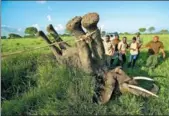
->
[1, 26, 72, 39]
[1, 27, 38, 39]
[1, 26, 169, 39]
[101, 27, 169, 36]
[138, 27, 168, 34]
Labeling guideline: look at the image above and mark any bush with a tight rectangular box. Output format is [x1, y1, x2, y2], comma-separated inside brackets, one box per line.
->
[25, 27, 38, 36]
[124, 32, 130, 35]
[8, 33, 22, 39]
[1, 36, 7, 39]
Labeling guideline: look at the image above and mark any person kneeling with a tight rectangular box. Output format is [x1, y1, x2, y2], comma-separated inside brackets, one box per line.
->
[143, 36, 166, 69]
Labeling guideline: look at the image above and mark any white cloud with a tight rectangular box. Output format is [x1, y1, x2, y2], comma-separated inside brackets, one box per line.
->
[1, 25, 7, 27]
[36, 0, 46, 4]
[17, 28, 22, 32]
[47, 15, 52, 21]
[1, 25, 11, 28]
[58, 24, 64, 30]
[32, 24, 40, 30]
[54, 24, 65, 31]
[100, 24, 105, 31]
[48, 6, 52, 11]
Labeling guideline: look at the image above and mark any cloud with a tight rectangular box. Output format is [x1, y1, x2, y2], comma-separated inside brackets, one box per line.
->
[36, 0, 46, 4]
[32, 24, 40, 30]
[48, 6, 52, 11]
[1, 25, 7, 27]
[54, 24, 64, 31]
[17, 28, 22, 32]
[100, 24, 105, 31]
[1, 25, 11, 28]
[1, 26, 24, 36]
[47, 15, 52, 21]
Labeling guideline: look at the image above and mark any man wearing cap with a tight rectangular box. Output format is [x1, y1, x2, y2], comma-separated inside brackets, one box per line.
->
[143, 36, 166, 69]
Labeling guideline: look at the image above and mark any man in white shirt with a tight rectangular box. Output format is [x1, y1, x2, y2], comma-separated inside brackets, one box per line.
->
[103, 35, 114, 68]
[118, 37, 128, 67]
[128, 37, 139, 68]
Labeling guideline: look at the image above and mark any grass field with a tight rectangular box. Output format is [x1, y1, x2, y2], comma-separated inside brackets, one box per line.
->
[1, 34, 169, 115]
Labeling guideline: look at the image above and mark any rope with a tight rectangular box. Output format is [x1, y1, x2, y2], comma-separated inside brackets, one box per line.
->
[1, 30, 97, 58]
[75, 30, 97, 42]
[1, 41, 60, 57]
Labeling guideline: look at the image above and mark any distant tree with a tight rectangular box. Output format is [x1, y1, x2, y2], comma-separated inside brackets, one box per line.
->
[8, 33, 22, 39]
[160, 29, 169, 34]
[139, 28, 146, 33]
[148, 27, 155, 33]
[134, 32, 141, 35]
[119, 33, 124, 35]
[1, 36, 7, 39]
[101, 31, 106, 37]
[24, 27, 38, 36]
[137, 32, 140, 35]
[124, 32, 130, 35]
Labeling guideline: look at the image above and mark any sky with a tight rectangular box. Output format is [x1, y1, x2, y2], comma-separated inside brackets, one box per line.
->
[1, 1, 169, 34]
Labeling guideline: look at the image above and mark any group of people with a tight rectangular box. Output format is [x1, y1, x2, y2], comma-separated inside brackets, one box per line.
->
[103, 33, 166, 69]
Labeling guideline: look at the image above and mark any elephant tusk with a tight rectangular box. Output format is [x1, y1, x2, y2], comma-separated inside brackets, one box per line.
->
[133, 76, 154, 81]
[128, 84, 158, 98]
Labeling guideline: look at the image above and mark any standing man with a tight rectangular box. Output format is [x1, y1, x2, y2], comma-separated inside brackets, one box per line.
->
[118, 37, 129, 67]
[136, 33, 142, 46]
[128, 37, 139, 68]
[103, 35, 114, 68]
[111, 35, 120, 66]
[136, 32, 142, 58]
[143, 36, 165, 69]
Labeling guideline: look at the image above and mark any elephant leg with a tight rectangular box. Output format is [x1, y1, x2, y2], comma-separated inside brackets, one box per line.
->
[38, 31, 62, 57]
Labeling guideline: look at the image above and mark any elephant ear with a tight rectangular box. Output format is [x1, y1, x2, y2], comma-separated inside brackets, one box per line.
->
[120, 83, 159, 98]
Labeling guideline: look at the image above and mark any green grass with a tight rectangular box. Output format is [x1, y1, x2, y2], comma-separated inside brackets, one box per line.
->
[1, 34, 169, 115]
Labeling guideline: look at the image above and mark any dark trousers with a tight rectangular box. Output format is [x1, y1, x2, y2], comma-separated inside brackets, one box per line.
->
[110, 51, 119, 67]
[119, 53, 126, 67]
[128, 54, 138, 68]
